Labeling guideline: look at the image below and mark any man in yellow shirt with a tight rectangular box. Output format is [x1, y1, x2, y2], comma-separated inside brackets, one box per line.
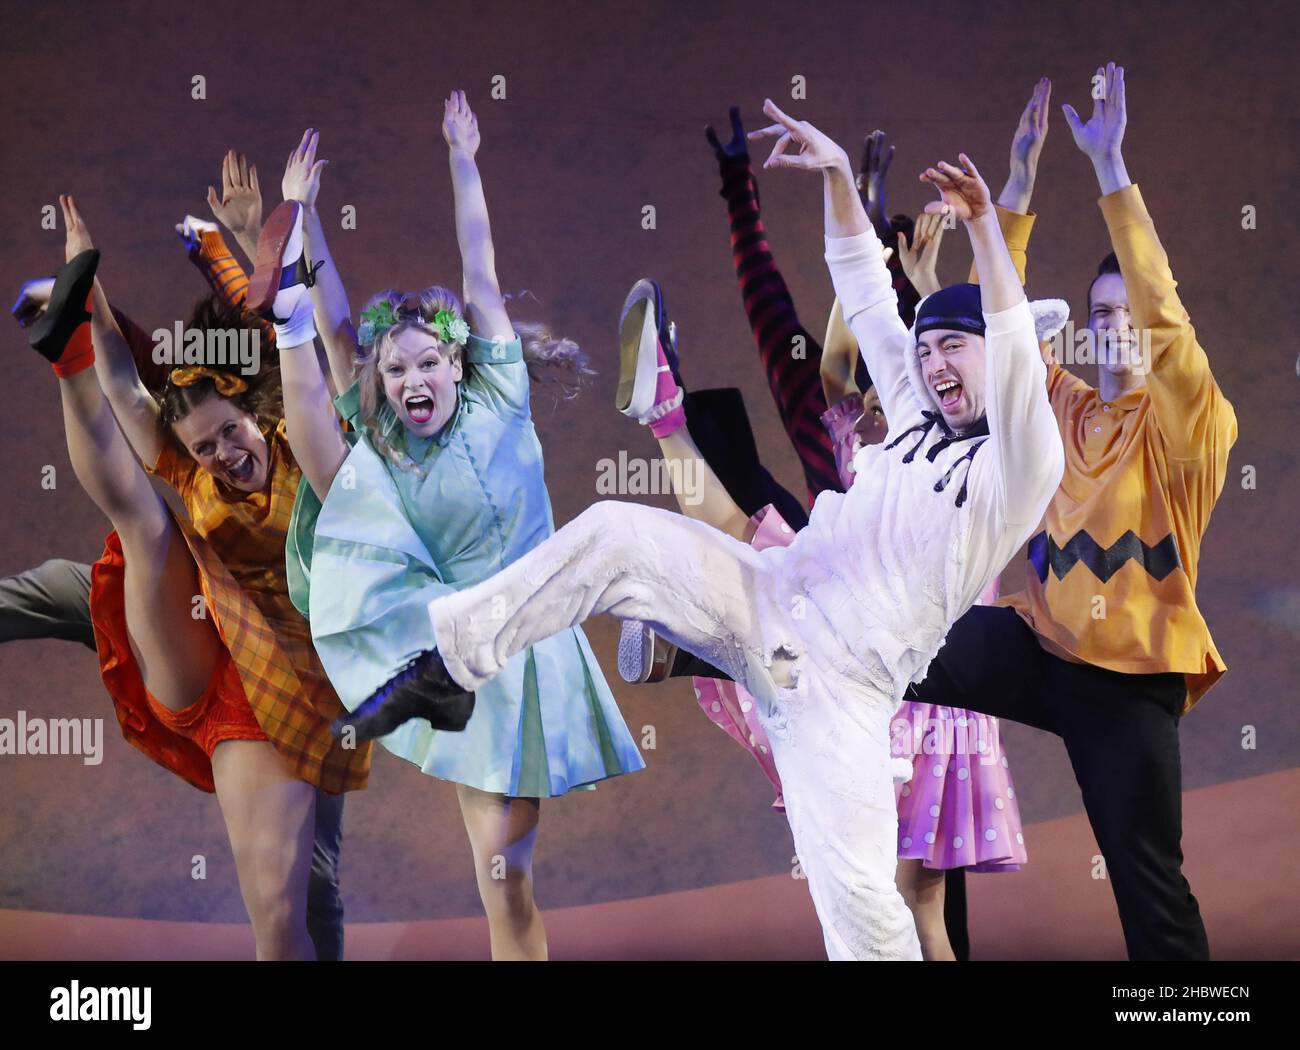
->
[909, 63, 1235, 960]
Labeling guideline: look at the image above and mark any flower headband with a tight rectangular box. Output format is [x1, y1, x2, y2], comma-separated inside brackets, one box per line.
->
[357, 300, 471, 348]
[169, 365, 248, 396]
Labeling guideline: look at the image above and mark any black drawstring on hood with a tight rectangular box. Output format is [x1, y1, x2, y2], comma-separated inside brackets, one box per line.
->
[885, 410, 989, 507]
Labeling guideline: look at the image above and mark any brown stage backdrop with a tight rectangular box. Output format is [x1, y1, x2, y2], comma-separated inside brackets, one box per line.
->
[0, 0, 1295, 935]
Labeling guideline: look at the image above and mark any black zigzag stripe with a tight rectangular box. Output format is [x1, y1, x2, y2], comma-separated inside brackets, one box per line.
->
[1027, 529, 1183, 584]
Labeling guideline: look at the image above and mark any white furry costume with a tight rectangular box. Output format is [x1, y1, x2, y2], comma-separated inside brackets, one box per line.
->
[424, 225, 1065, 960]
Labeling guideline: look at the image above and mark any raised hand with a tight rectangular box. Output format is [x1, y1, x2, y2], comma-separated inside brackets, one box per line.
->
[59, 194, 94, 262]
[443, 90, 480, 156]
[1062, 62, 1130, 194]
[207, 149, 263, 241]
[1010, 78, 1051, 184]
[747, 98, 851, 174]
[282, 128, 328, 209]
[1062, 62, 1125, 162]
[896, 211, 947, 296]
[919, 154, 992, 223]
[856, 129, 894, 236]
[705, 106, 748, 162]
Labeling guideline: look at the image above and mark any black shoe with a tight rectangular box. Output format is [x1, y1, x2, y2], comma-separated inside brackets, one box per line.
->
[29, 249, 99, 363]
[331, 648, 475, 743]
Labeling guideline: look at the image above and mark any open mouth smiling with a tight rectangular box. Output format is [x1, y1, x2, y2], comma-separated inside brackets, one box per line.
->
[934, 378, 963, 410]
[405, 394, 435, 424]
[224, 452, 255, 484]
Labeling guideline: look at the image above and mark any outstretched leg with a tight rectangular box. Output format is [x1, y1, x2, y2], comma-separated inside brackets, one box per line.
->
[431, 500, 777, 698]
[57, 361, 222, 710]
[709, 113, 839, 502]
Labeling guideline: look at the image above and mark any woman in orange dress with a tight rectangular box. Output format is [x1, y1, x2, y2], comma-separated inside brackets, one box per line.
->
[26, 195, 369, 960]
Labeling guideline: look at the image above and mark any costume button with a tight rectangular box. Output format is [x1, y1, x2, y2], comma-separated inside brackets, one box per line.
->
[1102, 404, 1111, 411]
[1093, 426, 1101, 433]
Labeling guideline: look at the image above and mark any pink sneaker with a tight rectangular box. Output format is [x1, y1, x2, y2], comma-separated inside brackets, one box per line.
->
[616, 278, 684, 435]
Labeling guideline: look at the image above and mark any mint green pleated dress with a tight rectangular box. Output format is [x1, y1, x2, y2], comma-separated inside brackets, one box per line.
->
[287, 332, 644, 797]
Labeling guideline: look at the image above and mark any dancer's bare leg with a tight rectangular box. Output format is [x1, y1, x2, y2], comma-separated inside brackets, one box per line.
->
[457, 786, 546, 960]
[896, 859, 955, 961]
[655, 428, 751, 541]
[57, 365, 221, 708]
[213, 741, 317, 960]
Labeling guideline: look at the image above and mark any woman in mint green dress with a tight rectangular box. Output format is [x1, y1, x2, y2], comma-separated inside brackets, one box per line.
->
[261, 95, 643, 960]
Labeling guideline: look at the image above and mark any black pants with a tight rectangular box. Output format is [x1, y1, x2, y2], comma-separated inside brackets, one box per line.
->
[0, 559, 347, 961]
[909, 604, 1209, 960]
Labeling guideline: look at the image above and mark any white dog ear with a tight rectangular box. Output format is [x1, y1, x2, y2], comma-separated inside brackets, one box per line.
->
[1029, 298, 1070, 343]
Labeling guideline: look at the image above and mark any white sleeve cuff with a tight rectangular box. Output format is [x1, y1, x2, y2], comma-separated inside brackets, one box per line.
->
[824, 230, 882, 264]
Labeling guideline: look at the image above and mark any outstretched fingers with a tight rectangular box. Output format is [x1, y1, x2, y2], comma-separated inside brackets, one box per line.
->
[760, 97, 801, 134]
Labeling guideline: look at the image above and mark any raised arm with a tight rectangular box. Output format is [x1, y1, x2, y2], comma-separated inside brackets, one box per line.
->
[969, 79, 1048, 286]
[206, 149, 263, 263]
[750, 99, 918, 428]
[898, 211, 947, 298]
[444, 91, 512, 343]
[57, 196, 164, 467]
[278, 130, 361, 396]
[1066, 62, 1235, 460]
[921, 156, 1061, 529]
[273, 141, 353, 501]
[820, 244, 897, 407]
[820, 298, 860, 406]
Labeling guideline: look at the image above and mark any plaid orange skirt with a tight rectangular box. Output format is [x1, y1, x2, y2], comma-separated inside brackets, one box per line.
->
[90, 519, 371, 794]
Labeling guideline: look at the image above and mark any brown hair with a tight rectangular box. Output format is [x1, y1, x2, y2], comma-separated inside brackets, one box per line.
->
[156, 295, 282, 452]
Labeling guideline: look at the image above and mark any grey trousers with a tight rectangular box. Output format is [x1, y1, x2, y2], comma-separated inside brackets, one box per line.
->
[0, 558, 347, 961]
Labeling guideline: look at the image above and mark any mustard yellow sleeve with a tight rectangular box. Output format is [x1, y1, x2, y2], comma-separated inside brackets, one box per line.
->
[1099, 184, 1237, 461]
[968, 206, 1035, 287]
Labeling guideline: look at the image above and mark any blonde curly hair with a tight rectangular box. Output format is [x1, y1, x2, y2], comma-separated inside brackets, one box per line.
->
[355, 286, 595, 468]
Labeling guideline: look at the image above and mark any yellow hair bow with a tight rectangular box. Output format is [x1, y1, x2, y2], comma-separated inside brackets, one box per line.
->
[169, 366, 248, 397]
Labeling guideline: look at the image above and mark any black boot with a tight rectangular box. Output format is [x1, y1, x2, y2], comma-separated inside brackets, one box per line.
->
[331, 648, 475, 743]
[29, 249, 100, 362]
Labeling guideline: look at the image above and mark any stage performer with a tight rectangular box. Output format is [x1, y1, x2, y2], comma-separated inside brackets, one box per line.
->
[266, 97, 644, 962]
[906, 63, 1236, 960]
[5, 186, 352, 961]
[617, 81, 1055, 958]
[23, 196, 369, 961]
